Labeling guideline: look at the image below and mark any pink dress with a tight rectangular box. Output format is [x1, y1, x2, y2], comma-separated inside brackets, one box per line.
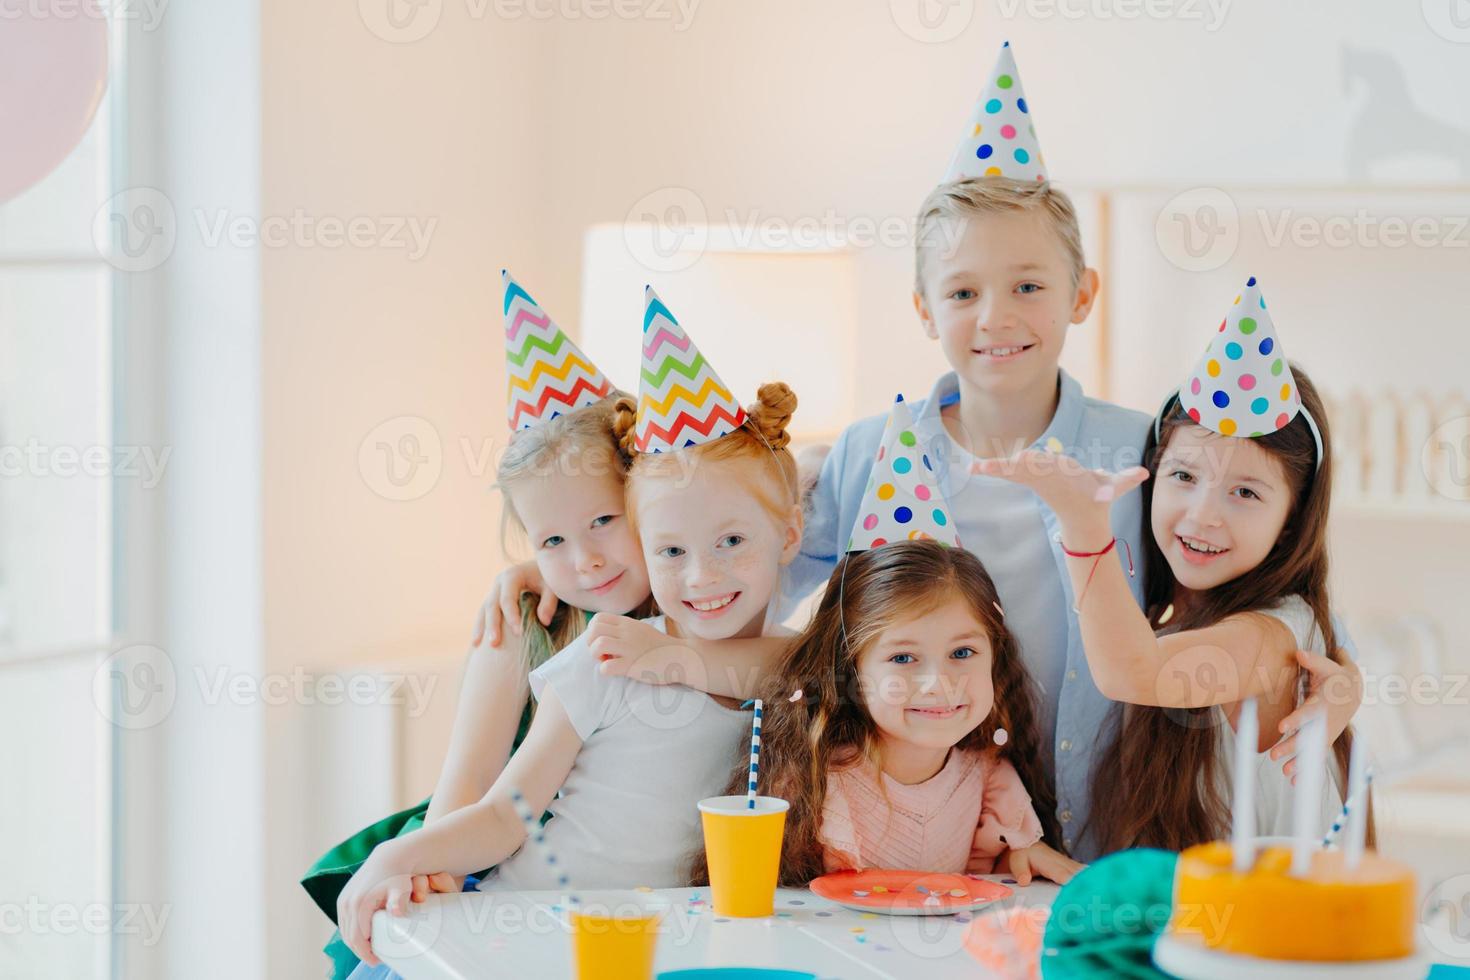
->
[819, 748, 1043, 874]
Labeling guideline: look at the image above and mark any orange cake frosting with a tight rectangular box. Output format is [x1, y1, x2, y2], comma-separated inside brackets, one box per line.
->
[1172, 841, 1416, 962]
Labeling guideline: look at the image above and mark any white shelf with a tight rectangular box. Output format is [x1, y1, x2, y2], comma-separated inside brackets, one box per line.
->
[1334, 500, 1470, 524]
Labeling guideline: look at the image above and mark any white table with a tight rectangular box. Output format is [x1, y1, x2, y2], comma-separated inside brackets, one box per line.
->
[371, 878, 1060, 979]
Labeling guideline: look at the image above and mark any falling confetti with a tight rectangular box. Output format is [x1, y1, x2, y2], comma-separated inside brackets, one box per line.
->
[1158, 603, 1175, 625]
[994, 728, 1009, 746]
[993, 601, 1005, 617]
[788, 688, 804, 702]
[1045, 437, 1064, 454]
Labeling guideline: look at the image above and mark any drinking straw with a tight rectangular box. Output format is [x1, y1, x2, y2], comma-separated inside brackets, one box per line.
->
[510, 787, 576, 907]
[747, 699, 763, 809]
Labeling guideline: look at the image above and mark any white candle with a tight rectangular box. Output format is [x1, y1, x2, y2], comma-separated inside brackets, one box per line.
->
[1291, 711, 1329, 877]
[1231, 697, 1259, 873]
[1345, 735, 1369, 869]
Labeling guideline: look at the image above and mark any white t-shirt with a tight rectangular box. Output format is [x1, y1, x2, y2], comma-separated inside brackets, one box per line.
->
[1212, 596, 1344, 838]
[480, 617, 753, 891]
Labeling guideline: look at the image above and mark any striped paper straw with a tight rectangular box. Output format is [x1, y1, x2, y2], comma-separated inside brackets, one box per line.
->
[1321, 767, 1375, 854]
[510, 788, 576, 907]
[747, 699, 763, 809]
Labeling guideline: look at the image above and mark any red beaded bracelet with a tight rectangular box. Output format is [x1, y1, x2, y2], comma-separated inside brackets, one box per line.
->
[1060, 536, 1135, 612]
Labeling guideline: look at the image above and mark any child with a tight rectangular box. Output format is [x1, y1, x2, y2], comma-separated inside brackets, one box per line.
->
[787, 44, 1355, 859]
[302, 272, 653, 979]
[699, 398, 1082, 886]
[976, 277, 1357, 851]
[335, 287, 804, 968]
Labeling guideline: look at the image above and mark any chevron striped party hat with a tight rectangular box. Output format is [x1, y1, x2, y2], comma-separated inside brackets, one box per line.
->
[635, 285, 747, 455]
[847, 394, 961, 551]
[942, 42, 1047, 184]
[503, 270, 614, 431]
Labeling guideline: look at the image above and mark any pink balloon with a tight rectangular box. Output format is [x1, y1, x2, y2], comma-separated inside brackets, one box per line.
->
[0, 5, 110, 204]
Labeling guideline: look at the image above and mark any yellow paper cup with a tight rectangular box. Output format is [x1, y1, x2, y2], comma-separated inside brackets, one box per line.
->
[566, 890, 668, 980]
[697, 795, 789, 917]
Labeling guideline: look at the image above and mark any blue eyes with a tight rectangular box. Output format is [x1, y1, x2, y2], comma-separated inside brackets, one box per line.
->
[1017, 283, 1041, 294]
[719, 534, 744, 548]
[541, 535, 565, 549]
[591, 514, 616, 528]
[888, 647, 977, 665]
[657, 546, 686, 559]
[950, 288, 976, 301]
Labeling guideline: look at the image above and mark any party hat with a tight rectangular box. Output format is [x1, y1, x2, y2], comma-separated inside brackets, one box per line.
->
[1176, 276, 1306, 439]
[847, 395, 960, 551]
[942, 42, 1048, 184]
[503, 270, 614, 431]
[634, 286, 747, 454]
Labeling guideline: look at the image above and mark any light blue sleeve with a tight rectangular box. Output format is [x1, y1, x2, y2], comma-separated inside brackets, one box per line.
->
[778, 426, 853, 612]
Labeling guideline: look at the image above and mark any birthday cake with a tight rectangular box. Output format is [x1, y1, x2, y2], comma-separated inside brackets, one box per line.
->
[1172, 841, 1416, 962]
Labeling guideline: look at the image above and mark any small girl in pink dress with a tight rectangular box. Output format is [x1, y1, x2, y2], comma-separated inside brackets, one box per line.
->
[695, 539, 1082, 887]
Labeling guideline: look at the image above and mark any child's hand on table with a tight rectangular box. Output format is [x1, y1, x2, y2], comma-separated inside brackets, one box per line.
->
[589, 613, 691, 684]
[471, 560, 554, 647]
[1007, 841, 1085, 886]
[410, 872, 461, 902]
[337, 840, 419, 966]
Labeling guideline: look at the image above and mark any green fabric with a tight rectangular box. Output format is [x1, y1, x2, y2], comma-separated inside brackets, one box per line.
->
[301, 700, 536, 979]
[1041, 848, 1179, 979]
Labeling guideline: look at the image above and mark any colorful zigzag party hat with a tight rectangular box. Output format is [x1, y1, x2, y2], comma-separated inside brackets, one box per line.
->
[1176, 276, 1306, 439]
[634, 285, 747, 454]
[942, 42, 1048, 184]
[503, 270, 614, 431]
[847, 395, 961, 551]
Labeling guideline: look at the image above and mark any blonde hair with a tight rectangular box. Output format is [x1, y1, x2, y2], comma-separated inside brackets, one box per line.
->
[914, 177, 1086, 294]
[494, 394, 653, 669]
[610, 382, 801, 531]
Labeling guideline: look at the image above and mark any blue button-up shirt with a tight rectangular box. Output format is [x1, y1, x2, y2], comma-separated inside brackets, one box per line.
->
[779, 369, 1151, 860]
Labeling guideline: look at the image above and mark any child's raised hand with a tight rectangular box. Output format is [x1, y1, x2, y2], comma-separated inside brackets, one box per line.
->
[337, 843, 417, 966]
[471, 560, 554, 647]
[972, 449, 1149, 528]
[1008, 841, 1085, 886]
[589, 613, 693, 685]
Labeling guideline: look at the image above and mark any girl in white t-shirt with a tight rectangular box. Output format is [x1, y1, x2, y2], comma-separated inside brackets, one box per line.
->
[336, 334, 804, 967]
[977, 285, 1362, 855]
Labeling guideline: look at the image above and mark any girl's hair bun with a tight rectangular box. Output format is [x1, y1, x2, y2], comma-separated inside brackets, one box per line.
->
[611, 395, 640, 460]
[748, 381, 797, 451]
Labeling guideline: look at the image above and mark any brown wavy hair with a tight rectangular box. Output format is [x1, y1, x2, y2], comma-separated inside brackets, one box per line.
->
[690, 540, 1060, 886]
[1087, 363, 1370, 853]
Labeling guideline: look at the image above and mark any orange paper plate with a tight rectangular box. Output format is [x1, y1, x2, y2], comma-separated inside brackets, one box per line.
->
[808, 869, 1013, 916]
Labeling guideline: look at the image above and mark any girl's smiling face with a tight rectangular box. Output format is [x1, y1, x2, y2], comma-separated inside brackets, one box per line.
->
[1150, 425, 1295, 593]
[857, 594, 996, 753]
[634, 456, 801, 641]
[509, 467, 650, 615]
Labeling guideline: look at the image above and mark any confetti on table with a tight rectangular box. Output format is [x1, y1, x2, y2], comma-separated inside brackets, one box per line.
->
[852, 889, 869, 898]
[1045, 437, 1064, 454]
[850, 927, 865, 934]
[871, 885, 888, 894]
[855, 935, 868, 944]
[861, 913, 878, 920]
[816, 911, 834, 918]
[915, 885, 929, 895]
[635, 886, 653, 893]
[949, 889, 967, 897]
[776, 912, 793, 919]
[873, 944, 892, 952]
[787, 899, 806, 906]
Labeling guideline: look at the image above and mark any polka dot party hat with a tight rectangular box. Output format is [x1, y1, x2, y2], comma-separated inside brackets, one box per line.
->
[942, 42, 1047, 184]
[847, 394, 961, 552]
[503, 270, 614, 431]
[1175, 276, 1310, 440]
[634, 285, 748, 455]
